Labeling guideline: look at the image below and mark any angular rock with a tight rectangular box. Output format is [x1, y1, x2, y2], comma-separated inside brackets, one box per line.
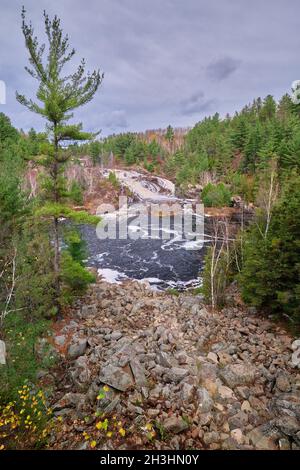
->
[97, 388, 120, 415]
[292, 349, 300, 368]
[54, 335, 66, 347]
[130, 358, 148, 389]
[247, 425, 278, 450]
[176, 352, 189, 365]
[217, 385, 235, 401]
[276, 373, 291, 393]
[207, 352, 218, 364]
[228, 411, 248, 430]
[164, 367, 189, 383]
[157, 351, 174, 368]
[163, 416, 189, 434]
[219, 363, 256, 388]
[181, 383, 194, 402]
[218, 351, 232, 366]
[147, 409, 160, 418]
[230, 428, 244, 445]
[291, 339, 300, 351]
[203, 431, 220, 445]
[274, 415, 300, 438]
[110, 331, 123, 341]
[278, 438, 291, 450]
[197, 387, 213, 413]
[68, 338, 87, 359]
[99, 364, 134, 392]
[53, 392, 85, 411]
[270, 393, 300, 421]
[241, 400, 252, 413]
[198, 412, 213, 426]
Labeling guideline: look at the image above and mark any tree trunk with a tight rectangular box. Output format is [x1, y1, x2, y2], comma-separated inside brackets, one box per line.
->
[53, 126, 62, 317]
[53, 216, 61, 318]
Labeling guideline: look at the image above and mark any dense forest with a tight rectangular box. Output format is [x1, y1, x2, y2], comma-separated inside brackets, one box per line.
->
[76, 93, 300, 328]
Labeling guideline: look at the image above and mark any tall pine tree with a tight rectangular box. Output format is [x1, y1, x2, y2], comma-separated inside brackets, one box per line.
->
[17, 8, 102, 315]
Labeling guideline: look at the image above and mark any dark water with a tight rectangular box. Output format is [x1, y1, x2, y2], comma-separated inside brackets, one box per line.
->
[80, 222, 206, 290]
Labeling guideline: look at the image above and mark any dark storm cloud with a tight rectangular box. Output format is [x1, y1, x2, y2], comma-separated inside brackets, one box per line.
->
[0, 0, 300, 135]
[207, 57, 241, 81]
[180, 91, 215, 115]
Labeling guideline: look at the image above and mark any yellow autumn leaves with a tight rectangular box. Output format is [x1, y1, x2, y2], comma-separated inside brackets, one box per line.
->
[81, 386, 128, 449]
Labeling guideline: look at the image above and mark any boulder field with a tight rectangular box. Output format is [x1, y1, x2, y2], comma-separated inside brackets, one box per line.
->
[38, 279, 300, 450]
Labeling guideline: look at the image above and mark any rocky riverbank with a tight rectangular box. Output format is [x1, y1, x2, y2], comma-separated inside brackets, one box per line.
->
[38, 279, 300, 450]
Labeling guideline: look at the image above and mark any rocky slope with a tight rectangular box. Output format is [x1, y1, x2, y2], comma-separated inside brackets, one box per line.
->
[39, 279, 300, 450]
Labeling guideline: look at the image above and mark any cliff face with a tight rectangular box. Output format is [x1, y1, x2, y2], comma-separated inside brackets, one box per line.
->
[24, 160, 102, 198]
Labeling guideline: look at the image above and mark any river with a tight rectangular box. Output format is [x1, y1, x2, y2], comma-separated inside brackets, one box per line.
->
[81, 170, 206, 290]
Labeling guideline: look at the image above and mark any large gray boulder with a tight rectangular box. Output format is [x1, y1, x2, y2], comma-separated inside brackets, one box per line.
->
[219, 363, 256, 388]
[99, 364, 134, 392]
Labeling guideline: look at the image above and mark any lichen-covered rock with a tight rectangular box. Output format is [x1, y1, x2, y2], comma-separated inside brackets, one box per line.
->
[219, 363, 256, 388]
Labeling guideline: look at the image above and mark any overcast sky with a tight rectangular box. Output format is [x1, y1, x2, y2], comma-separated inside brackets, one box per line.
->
[0, 0, 299, 136]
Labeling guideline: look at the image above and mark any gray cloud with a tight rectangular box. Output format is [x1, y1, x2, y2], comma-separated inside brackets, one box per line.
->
[104, 110, 129, 130]
[207, 57, 241, 81]
[0, 0, 299, 135]
[180, 91, 215, 115]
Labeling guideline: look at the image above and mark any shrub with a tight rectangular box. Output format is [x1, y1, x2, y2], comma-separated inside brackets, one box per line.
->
[202, 246, 230, 308]
[108, 171, 119, 188]
[0, 383, 55, 449]
[0, 313, 51, 404]
[144, 161, 155, 173]
[229, 172, 255, 203]
[15, 220, 56, 320]
[69, 180, 84, 205]
[201, 182, 232, 207]
[61, 252, 95, 304]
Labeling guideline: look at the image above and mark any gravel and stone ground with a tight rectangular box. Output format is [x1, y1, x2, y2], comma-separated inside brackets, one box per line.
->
[37, 279, 300, 450]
